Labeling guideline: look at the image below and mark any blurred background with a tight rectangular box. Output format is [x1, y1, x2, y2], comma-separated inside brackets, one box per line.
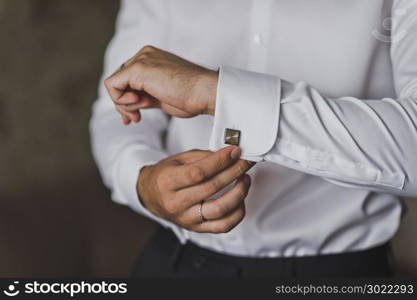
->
[0, 0, 416, 277]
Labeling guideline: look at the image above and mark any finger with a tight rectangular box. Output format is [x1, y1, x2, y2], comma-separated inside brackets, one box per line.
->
[104, 63, 144, 104]
[121, 114, 130, 125]
[170, 149, 212, 164]
[116, 105, 140, 123]
[104, 71, 130, 102]
[115, 106, 131, 124]
[171, 146, 241, 189]
[120, 107, 140, 123]
[114, 91, 141, 105]
[179, 159, 254, 206]
[119, 103, 144, 112]
[116, 104, 139, 115]
[160, 150, 214, 190]
[180, 174, 251, 222]
[202, 174, 250, 220]
[115, 106, 131, 125]
[192, 203, 246, 233]
[119, 98, 160, 112]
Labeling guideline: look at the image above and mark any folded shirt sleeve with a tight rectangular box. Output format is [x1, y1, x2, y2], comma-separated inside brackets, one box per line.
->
[209, 1, 417, 197]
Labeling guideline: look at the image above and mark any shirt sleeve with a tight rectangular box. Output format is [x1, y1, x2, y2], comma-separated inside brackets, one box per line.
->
[89, 0, 175, 228]
[209, 0, 417, 197]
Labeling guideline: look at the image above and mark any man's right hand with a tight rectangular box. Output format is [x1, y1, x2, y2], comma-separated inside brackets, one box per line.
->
[137, 146, 254, 233]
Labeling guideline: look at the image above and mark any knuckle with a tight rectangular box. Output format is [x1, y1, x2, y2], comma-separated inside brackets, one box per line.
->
[141, 45, 156, 53]
[237, 182, 249, 198]
[178, 192, 192, 206]
[104, 77, 112, 88]
[236, 161, 246, 176]
[214, 153, 229, 170]
[188, 148, 205, 154]
[137, 52, 150, 61]
[237, 206, 246, 220]
[188, 165, 205, 183]
[132, 60, 147, 72]
[220, 208, 245, 233]
[155, 172, 170, 190]
[175, 215, 189, 228]
[207, 178, 221, 193]
[212, 202, 227, 218]
[162, 200, 177, 215]
[211, 223, 225, 234]
[226, 214, 245, 233]
[218, 221, 234, 234]
[183, 149, 200, 157]
[214, 156, 226, 170]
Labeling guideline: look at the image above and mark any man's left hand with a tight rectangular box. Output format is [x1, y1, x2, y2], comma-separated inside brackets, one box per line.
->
[104, 45, 218, 125]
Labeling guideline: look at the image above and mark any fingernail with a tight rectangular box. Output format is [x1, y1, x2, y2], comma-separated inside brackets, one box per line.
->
[243, 174, 251, 185]
[230, 147, 241, 160]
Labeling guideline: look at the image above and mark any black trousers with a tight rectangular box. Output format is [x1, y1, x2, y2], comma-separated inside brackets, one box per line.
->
[131, 226, 393, 278]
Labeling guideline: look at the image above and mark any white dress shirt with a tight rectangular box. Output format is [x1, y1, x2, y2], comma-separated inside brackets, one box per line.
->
[90, 0, 417, 257]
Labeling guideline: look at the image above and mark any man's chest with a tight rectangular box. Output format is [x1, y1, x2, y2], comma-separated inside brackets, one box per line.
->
[163, 0, 395, 98]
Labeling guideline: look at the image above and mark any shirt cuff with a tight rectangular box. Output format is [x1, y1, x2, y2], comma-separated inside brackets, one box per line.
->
[209, 65, 281, 161]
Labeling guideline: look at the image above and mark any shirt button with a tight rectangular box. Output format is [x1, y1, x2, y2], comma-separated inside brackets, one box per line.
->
[253, 33, 262, 44]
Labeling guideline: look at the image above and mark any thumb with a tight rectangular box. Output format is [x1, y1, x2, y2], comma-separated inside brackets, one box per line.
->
[171, 149, 213, 164]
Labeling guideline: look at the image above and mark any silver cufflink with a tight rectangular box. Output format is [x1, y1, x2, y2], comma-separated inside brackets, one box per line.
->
[224, 128, 240, 146]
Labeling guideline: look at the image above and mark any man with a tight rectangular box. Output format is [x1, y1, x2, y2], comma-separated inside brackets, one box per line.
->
[90, 0, 417, 277]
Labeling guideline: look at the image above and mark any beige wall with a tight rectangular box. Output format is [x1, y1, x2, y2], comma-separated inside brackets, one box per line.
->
[0, 0, 415, 277]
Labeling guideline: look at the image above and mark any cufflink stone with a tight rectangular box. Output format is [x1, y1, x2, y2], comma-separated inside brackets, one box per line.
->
[224, 128, 240, 146]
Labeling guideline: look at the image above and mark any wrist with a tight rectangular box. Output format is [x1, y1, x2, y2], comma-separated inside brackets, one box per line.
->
[137, 164, 165, 218]
[198, 69, 218, 115]
[137, 165, 151, 209]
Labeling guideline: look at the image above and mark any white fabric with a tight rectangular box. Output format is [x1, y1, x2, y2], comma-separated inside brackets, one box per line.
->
[211, 67, 280, 159]
[90, 0, 417, 257]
